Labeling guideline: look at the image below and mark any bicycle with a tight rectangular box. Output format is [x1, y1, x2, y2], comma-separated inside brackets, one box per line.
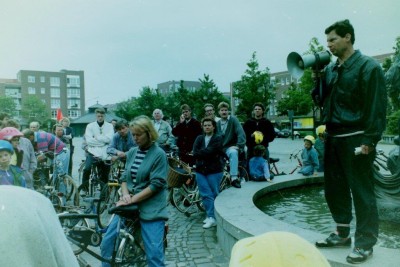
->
[59, 203, 167, 267]
[34, 151, 78, 211]
[269, 157, 286, 176]
[77, 157, 109, 206]
[97, 158, 125, 229]
[288, 149, 303, 174]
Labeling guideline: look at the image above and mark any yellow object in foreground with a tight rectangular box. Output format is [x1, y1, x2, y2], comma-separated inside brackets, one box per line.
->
[229, 231, 330, 267]
[253, 131, 264, 144]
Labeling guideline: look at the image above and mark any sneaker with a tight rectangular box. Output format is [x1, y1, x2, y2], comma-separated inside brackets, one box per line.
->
[203, 217, 216, 229]
[203, 217, 209, 224]
[231, 179, 241, 188]
[315, 233, 351, 248]
[346, 247, 373, 264]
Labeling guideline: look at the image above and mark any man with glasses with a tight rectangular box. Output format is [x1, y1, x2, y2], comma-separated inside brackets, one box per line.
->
[204, 103, 220, 122]
[82, 108, 114, 186]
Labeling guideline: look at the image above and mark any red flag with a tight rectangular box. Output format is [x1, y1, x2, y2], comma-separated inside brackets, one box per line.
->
[56, 108, 63, 121]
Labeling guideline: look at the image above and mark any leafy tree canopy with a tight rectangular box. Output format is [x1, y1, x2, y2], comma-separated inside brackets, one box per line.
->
[21, 95, 50, 125]
[0, 96, 16, 116]
[233, 52, 274, 121]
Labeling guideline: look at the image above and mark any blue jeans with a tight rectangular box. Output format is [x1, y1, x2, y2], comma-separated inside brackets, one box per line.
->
[140, 220, 166, 267]
[100, 215, 120, 267]
[52, 149, 70, 203]
[225, 147, 239, 177]
[100, 217, 166, 267]
[196, 172, 223, 218]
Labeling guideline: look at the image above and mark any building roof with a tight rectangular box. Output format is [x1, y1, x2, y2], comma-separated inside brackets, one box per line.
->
[71, 103, 123, 124]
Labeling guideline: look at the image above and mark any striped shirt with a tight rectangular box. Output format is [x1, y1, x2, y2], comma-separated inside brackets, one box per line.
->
[130, 149, 148, 184]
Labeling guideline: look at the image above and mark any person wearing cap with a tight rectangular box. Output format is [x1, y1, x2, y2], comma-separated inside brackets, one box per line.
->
[314, 125, 326, 172]
[298, 135, 319, 176]
[243, 103, 275, 162]
[0, 125, 37, 189]
[0, 140, 26, 187]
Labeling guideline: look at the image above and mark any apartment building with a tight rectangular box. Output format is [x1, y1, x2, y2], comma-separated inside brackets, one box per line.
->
[157, 80, 201, 95]
[0, 69, 85, 121]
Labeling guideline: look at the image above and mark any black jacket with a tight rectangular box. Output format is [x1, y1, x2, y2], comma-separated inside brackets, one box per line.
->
[243, 117, 275, 157]
[321, 50, 387, 145]
[192, 133, 224, 175]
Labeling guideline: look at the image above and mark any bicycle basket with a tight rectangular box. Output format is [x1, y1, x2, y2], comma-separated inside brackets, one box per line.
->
[167, 158, 192, 188]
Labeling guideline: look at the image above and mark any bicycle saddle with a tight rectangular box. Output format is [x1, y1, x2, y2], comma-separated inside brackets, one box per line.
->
[108, 204, 139, 217]
[269, 157, 279, 163]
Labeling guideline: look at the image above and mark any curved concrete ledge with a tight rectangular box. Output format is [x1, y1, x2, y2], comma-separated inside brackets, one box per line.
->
[215, 173, 400, 267]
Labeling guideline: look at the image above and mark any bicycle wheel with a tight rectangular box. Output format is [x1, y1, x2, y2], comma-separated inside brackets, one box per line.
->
[97, 184, 119, 229]
[171, 184, 202, 215]
[219, 171, 231, 192]
[115, 236, 146, 267]
[59, 211, 90, 255]
[238, 166, 249, 182]
[49, 193, 63, 213]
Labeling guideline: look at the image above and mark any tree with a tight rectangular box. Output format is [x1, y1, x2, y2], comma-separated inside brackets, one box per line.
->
[0, 96, 16, 116]
[234, 52, 274, 121]
[21, 96, 50, 125]
[385, 36, 400, 114]
[190, 74, 228, 119]
[277, 38, 325, 118]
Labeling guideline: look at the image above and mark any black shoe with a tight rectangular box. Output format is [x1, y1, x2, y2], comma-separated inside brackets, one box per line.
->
[231, 179, 241, 188]
[315, 233, 351, 248]
[346, 247, 373, 264]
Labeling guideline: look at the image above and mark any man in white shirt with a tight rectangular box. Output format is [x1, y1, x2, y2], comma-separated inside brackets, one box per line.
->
[82, 108, 114, 185]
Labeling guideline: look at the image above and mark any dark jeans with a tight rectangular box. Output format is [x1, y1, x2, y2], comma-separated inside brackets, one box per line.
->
[324, 135, 378, 249]
[82, 153, 111, 184]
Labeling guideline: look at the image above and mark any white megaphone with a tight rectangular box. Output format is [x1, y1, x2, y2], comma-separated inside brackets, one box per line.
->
[287, 51, 331, 79]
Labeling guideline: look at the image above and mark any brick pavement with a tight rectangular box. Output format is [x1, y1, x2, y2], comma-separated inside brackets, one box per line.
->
[165, 205, 229, 267]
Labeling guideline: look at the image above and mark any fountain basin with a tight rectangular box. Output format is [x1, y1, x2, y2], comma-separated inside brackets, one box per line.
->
[215, 173, 400, 267]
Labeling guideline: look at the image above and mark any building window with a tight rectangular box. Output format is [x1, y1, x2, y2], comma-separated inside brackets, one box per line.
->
[28, 76, 35, 83]
[66, 75, 80, 87]
[68, 110, 81, 118]
[51, 110, 57, 119]
[50, 77, 60, 86]
[28, 87, 36, 94]
[5, 88, 20, 97]
[51, 88, 60, 98]
[51, 99, 60, 109]
[40, 76, 45, 83]
[68, 99, 80, 109]
[41, 88, 46, 94]
[67, 88, 81, 98]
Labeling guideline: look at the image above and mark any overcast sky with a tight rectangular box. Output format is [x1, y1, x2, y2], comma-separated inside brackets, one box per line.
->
[1, 0, 399, 107]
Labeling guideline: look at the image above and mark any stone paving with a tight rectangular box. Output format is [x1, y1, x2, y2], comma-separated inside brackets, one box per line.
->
[165, 205, 229, 267]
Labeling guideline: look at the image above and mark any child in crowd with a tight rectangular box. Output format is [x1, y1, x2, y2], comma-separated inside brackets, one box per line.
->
[0, 140, 26, 187]
[249, 145, 272, 182]
[298, 135, 319, 176]
[314, 125, 326, 172]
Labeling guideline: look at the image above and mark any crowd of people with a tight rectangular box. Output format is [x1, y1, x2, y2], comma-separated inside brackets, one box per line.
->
[0, 18, 387, 266]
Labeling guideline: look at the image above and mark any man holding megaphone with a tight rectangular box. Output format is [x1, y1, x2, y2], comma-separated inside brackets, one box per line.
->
[299, 19, 387, 264]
